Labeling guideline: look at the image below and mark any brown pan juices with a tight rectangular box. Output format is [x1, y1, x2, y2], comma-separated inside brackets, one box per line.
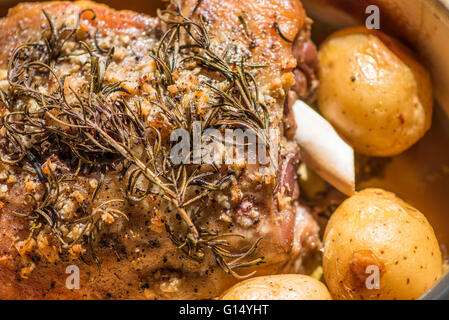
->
[360, 109, 449, 252]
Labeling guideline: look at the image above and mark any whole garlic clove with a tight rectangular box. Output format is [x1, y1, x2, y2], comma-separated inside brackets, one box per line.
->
[292, 100, 355, 196]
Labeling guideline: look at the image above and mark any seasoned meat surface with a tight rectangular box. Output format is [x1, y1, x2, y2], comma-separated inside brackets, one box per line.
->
[0, 0, 319, 299]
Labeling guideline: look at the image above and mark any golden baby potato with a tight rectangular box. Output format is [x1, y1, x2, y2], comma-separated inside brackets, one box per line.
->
[220, 274, 332, 300]
[323, 188, 442, 300]
[317, 27, 433, 156]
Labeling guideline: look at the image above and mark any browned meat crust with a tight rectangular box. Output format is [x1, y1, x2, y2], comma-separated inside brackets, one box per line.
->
[0, 0, 319, 299]
[283, 20, 319, 139]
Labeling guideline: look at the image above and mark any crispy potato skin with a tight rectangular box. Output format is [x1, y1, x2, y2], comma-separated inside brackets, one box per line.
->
[220, 274, 332, 300]
[317, 27, 433, 157]
[323, 188, 442, 300]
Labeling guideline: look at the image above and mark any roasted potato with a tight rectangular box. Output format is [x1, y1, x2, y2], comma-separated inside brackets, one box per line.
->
[220, 274, 332, 300]
[317, 27, 433, 156]
[323, 188, 442, 300]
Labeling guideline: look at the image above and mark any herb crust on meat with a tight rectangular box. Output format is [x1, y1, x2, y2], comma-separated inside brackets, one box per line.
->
[0, 0, 320, 299]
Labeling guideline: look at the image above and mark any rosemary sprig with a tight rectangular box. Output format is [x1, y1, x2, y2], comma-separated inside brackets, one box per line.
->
[238, 15, 250, 38]
[274, 19, 294, 43]
[42, 8, 96, 64]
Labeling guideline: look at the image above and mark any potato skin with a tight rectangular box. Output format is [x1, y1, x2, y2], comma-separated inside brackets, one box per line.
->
[317, 27, 433, 156]
[323, 188, 442, 300]
[220, 274, 332, 300]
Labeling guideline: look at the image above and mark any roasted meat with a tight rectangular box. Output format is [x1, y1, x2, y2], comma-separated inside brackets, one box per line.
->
[0, 0, 320, 299]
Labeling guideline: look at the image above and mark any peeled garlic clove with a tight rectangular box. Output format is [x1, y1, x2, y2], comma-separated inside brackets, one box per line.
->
[292, 100, 355, 196]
